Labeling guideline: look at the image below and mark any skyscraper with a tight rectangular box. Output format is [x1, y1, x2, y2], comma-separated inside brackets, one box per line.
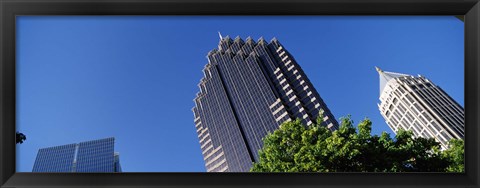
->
[32, 137, 122, 172]
[376, 67, 464, 150]
[192, 36, 339, 172]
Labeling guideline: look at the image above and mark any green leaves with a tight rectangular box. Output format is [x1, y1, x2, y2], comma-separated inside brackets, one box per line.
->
[251, 114, 464, 172]
[442, 139, 464, 172]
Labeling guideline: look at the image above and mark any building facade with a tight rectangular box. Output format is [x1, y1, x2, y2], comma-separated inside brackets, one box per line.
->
[376, 67, 464, 150]
[32, 137, 122, 172]
[192, 36, 339, 172]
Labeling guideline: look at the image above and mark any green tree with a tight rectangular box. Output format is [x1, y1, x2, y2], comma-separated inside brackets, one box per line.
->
[16, 132, 27, 144]
[251, 113, 454, 172]
[442, 139, 464, 172]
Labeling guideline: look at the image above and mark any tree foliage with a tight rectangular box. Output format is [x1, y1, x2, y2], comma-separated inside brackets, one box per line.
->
[251, 113, 463, 172]
[442, 139, 464, 172]
[16, 132, 27, 144]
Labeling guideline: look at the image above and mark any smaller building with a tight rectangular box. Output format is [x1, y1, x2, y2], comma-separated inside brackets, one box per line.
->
[376, 67, 464, 150]
[32, 137, 122, 172]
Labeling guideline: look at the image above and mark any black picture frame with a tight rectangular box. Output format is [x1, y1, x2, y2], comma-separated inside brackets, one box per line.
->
[1, 0, 479, 188]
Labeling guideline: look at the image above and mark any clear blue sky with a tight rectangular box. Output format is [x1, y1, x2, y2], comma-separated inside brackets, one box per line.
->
[16, 16, 464, 172]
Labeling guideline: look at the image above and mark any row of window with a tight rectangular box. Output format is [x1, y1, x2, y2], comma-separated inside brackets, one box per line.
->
[411, 85, 464, 137]
[196, 73, 253, 172]
[383, 87, 452, 148]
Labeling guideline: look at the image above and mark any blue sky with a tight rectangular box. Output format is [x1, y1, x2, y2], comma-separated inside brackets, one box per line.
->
[16, 16, 464, 172]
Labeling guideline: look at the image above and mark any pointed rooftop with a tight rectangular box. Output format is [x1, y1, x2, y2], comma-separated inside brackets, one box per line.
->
[218, 31, 223, 40]
[376, 66, 410, 95]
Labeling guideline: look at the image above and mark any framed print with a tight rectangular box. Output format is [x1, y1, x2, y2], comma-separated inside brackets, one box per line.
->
[1, 0, 479, 188]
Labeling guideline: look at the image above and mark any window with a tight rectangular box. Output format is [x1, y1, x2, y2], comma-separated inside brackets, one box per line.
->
[405, 94, 414, 103]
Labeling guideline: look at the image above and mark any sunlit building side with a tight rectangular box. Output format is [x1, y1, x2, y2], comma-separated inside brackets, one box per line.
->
[376, 67, 464, 150]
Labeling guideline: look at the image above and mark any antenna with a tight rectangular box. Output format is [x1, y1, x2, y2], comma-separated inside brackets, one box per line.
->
[218, 31, 223, 40]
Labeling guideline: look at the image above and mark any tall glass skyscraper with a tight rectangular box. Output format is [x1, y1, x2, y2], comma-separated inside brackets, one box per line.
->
[32, 137, 122, 172]
[376, 67, 464, 150]
[192, 36, 339, 172]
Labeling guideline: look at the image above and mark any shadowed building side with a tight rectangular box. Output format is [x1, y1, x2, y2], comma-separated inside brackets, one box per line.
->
[32, 137, 122, 172]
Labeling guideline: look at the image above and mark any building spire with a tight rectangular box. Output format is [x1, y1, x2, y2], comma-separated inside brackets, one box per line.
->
[376, 66, 410, 96]
[218, 31, 223, 40]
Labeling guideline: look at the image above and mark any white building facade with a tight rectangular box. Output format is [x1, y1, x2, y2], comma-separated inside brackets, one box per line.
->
[376, 67, 464, 150]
